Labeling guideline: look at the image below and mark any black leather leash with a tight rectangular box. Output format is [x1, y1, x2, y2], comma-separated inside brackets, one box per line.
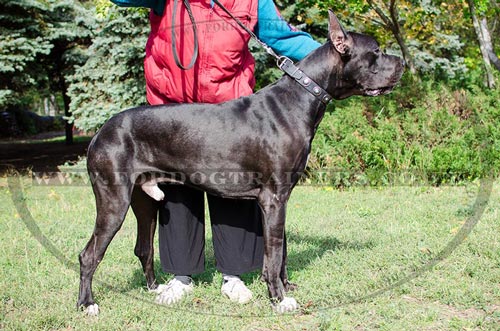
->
[212, 0, 279, 59]
[171, 0, 199, 70]
[212, 0, 332, 105]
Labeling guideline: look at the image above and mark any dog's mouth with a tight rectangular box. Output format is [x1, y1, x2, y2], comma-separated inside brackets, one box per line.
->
[364, 86, 395, 97]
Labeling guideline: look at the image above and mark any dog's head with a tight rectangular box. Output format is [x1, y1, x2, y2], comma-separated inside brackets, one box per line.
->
[327, 11, 404, 99]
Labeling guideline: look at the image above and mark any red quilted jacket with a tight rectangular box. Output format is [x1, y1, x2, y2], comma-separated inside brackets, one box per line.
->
[145, 0, 258, 105]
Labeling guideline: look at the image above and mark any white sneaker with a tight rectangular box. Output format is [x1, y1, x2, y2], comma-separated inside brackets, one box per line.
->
[221, 276, 253, 304]
[155, 277, 194, 305]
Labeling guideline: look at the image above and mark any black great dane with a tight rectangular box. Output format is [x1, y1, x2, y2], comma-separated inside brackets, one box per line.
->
[77, 12, 404, 315]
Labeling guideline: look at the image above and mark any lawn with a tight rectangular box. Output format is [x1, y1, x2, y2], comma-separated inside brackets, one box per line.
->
[0, 175, 499, 330]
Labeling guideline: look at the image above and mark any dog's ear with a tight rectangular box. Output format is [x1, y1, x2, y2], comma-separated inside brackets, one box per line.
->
[328, 10, 350, 56]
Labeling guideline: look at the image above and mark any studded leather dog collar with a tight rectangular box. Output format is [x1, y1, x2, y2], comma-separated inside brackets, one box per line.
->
[278, 57, 333, 105]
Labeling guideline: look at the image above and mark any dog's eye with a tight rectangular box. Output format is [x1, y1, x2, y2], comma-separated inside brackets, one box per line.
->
[374, 48, 381, 55]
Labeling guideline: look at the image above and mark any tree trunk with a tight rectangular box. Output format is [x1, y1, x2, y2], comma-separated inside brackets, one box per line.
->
[61, 77, 73, 145]
[489, 50, 500, 71]
[468, 0, 495, 88]
[388, 0, 416, 75]
[367, 0, 417, 75]
[479, 17, 500, 72]
[391, 21, 416, 75]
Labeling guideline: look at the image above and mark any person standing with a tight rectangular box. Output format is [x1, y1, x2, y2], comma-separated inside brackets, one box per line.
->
[140, 0, 321, 305]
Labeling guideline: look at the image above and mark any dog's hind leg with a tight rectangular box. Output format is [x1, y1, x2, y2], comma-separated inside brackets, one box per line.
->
[77, 184, 132, 316]
[130, 186, 159, 291]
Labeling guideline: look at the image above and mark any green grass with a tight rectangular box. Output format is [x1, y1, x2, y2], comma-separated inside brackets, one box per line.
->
[1, 176, 499, 330]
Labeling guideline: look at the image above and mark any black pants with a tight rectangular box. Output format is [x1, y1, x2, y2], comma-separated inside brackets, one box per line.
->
[158, 185, 264, 275]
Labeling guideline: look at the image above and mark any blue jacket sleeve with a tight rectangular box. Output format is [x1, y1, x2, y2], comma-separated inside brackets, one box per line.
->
[151, 0, 165, 15]
[255, 0, 321, 62]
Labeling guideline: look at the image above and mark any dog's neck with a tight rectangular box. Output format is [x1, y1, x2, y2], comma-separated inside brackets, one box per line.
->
[297, 42, 345, 98]
[271, 42, 344, 135]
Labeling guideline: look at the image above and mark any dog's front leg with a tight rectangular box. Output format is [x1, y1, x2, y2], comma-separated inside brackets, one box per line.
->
[259, 192, 299, 313]
[281, 233, 297, 292]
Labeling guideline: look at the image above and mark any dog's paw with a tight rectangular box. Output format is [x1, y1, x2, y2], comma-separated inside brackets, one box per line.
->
[84, 303, 99, 316]
[284, 280, 298, 292]
[274, 296, 299, 314]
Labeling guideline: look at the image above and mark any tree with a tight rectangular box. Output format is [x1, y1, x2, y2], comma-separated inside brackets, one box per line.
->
[299, 0, 468, 79]
[0, 0, 52, 110]
[0, 0, 94, 142]
[41, 1, 95, 144]
[466, 0, 499, 88]
[68, 5, 150, 132]
[366, 0, 416, 74]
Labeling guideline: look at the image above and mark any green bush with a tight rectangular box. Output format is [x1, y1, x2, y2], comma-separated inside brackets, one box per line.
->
[306, 74, 500, 187]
